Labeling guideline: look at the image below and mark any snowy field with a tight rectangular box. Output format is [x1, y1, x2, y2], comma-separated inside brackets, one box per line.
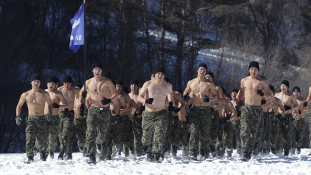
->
[1, 149, 311, 175]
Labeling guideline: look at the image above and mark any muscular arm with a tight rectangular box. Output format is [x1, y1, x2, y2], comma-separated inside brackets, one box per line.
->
[277, 99, 285, 115]
[237, 79, 245, 101]
[306, 86, 311, 103]
[16, 93, 26, 116]
[58, 91, 68, 108]
[167, 84, 174, 102]
[209, 83, 218, 103]
[183, 81, 191, 95]
[138, 82, 150, 104]
[291, 96, 299, 110]
[106, 80, 118, 100]
[262, 80, 271, 100]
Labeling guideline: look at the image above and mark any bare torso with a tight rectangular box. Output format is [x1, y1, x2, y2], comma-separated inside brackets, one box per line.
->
[240, 76, 267, 106]
[186, 79, 215, 107]
[129, 92, 142, 118]
[58, 86, 79, 111]
[24, 89, 49, 116]
[44, 89, 63, 115]
[74, 95, 85, 119]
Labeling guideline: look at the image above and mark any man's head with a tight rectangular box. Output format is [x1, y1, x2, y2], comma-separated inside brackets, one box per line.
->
[130, 79, 139, 93]
[115, 79, 123, 92]
[92, 61, 103, 78]
[197, 63, 207, 77]
[249, 61, 259, 77]
[269, 85, 275, 94]
[205, 71, 214, 81]
[231, 88, 239, 100]
[63, 75, 73, 90]
[154, 66, 165, 82]
[31, 74, 41, 89]
[292, 86, 300, 98]
[46, 76, 57, 90]
[280, 80, 289, 92]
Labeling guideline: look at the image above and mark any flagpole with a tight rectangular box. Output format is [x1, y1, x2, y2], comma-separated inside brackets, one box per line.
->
[83, 0, 87, 120]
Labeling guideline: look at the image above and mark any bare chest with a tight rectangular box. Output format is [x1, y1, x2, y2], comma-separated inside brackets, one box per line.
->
[149, 84, 168, 98]
[49, 92, 59, 102]
[276, 94, 291, 104]
[26, 92, 46, 104]
[190, 81, 208, 95]
[244, 79, 262, 91]
[62, 89, 76, 102]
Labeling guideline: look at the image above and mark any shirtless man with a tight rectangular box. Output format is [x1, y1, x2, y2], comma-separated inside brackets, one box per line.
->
[230, 89, 242, 155]
[217, 88, 236, 158]
[176, 89, 189, 156]
[274, 80, 298, 156]
[129, 79, 144, 156]
[205, 71, 225, 158]
[72, 92, 87, 156]
[171, 88, 185, 157]
[138, 66, 174, 162]
[57, 75, 80, 160]
[16, 74, 53, 163]
[268, 85, 285, 154]
[183, 63, 218, 160]
[81, 62, 117, 163]
[291, 86, 309, 154]
[236, 61, 271, 161]
[44, 76, 67, 159]
[115, 80, 135, 157]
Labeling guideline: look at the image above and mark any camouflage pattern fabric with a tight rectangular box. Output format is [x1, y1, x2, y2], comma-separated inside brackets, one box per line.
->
[279, 114, 293, 152]
[292, 118, 304, 149]
[270, 118, 280, 150]
[58, 110, 75, 154]
[132, 118, 143, 156]
[164, 111, 173, 152]
[179, 121, 189, 155]
[107, 115, 123, 156]
[216, 119, 233, 157]
[122, 115, 133, 156]
[142, 109, 168, 155]
[261, 112, 271, 152]
[170, 116, 180, 153]
[73, 118, 87, 148]
[209, 110, 219, 153]
[85, 105, 111, 156]
[240, 104, 263, 155]
[45, 115, 60, 152]
[188, 106, 211, 157]
[255, 112, 264, 151]
[26, 116, 47, 158]
[231, 119, 241, 153]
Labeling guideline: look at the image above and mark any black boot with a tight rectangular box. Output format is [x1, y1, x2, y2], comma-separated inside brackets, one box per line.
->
[79, 146, 84, 152]
[49, 151, 54, 159]
[87, 155, 96, 164]
[253, 146, 259, 155]
[271, 147, 276, 154]
[154, 153, 161, 163]
[97, 144, 102, 154]
[205, 150, 210, 159]
[210, 145, 216, 158]
[83, 147, 87, 157]
[142, 145, 149, 156]
[147, 152, 153, 162]
[242, 152, 250, 162]
[172, 145, 177, 158]
[189, 154, 198, 161]
[284, 149, 289, 156]
[67, 153, 72, 160]
[40, 152, 46, 161]
[58, 149, 65, 160]
[25, 157, 34, 164]
[297, 147, 301, 154]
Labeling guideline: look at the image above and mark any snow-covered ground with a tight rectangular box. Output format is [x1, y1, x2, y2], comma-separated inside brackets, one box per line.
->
[1, 149, 311, 175]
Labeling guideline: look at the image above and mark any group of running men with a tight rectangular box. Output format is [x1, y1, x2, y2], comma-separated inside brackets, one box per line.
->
[15, 61, 311, 163]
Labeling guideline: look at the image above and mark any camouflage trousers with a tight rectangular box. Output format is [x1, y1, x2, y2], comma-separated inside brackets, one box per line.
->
[142, 109, 168, 155]
[26, 116, 47, 158]
[292, 118, 304, 149]
[271, 119, 280, 149]
[165, 111, 173, 149]
[216, 120, 233, 156]
[132, 118, 143, 156]
[231, 119, 241, 153]
[72, 118, 87, 148]
[188, 106, 211, 156]
[86, 105, 111, 156]
[179, 121, 189, 155]
[255, 112, 264, 151]
[107, 115, 123, 156]
[170, 116, 180, 153]
[45, 115, 59, 152]
[279, 114, 293, 151]
[58, 110, 75, 154]
[261, 112, 271, 151]
[122, 115, 134, 156]
[209, 110, 219, 153]
[240, 104, 263, 154]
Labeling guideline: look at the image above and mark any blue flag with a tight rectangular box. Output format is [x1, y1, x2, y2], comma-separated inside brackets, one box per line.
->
[69, 4, 84, 53]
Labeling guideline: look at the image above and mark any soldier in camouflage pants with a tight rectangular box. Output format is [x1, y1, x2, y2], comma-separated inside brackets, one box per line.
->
[188, 106, 211, 158]
[107, 114, 123, 157]
[279, 114, 293, 155]
[122, 115, 134, 157]
[270, 115, 280, 153]
[142, 109, 168, 157]
[26, 116, 47, 159]
[132, 117, 143, 156]
[262, 112, 271, 154]
[170, 115, 180, 156]
[209, 109, 219, 157]
[45, 114, 60, 155]
[231, 119, 241, 155]
[179, 121, 189, 155]
[216, 118, 233, 157]
[240, 104, 263, 158]
[86, 105, 111, 158]
[292, 118, 304, 153]
[72, 118, 87, 150]
[164, 111, 173, 153]
[58, 110, 75, 157]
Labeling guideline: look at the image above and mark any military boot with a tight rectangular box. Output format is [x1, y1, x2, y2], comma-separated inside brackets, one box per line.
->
[40, 152, 46, 161]
[49, 151, 54, 159]
[58, 149, 65, 160]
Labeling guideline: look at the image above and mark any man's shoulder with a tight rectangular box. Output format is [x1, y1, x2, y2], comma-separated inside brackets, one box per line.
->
[298, 97, 306, 102]
[40, 89, 49, 95]
[22, 90, 31, 96]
